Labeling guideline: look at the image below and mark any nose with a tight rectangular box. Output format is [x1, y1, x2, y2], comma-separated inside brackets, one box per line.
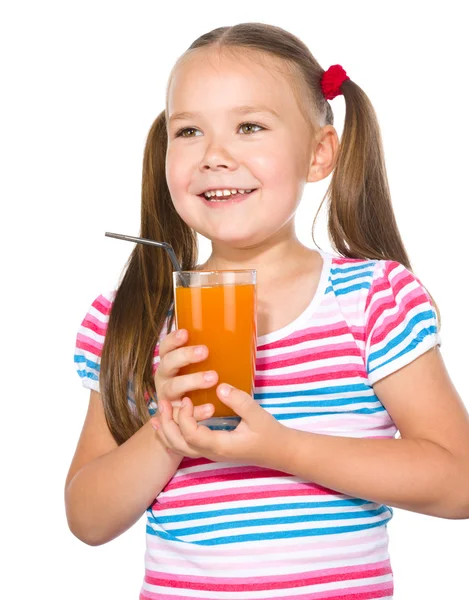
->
[199, 142, 238, 171]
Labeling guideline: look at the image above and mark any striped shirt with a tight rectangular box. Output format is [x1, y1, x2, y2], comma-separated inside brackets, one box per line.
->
[74, 250, 441, 599]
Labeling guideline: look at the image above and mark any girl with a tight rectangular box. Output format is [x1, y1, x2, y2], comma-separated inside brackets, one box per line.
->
[67, 22, 469, 600]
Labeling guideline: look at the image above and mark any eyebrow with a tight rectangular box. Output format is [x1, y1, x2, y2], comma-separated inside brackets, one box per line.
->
[168, 105, 281, 125]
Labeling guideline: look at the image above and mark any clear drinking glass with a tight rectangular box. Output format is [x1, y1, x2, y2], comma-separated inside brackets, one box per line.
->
[172, 270, 257, 430]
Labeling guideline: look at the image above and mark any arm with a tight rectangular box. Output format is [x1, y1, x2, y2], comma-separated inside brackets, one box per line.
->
[275, 347, 469, 519]
[65, 390, 182, 546]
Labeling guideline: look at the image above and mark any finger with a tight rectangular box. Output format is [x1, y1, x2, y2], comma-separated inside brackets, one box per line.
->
[171, 402, 215, 425]
[162, 369, 219, 402]
[193, 402, 215, 422]
[150, 417, 172, 450]
[158, 397, 196, 454]
[217, 384, 260, 422]
[178, 397, 214, 448]
[158, 328, 188, 361]
[159, 343, 209, 379]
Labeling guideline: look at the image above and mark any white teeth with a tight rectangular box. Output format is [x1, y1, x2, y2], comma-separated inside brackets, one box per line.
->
[202, 188, 254, 200]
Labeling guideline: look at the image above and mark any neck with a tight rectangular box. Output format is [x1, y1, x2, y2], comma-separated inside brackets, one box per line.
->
[198, 232, 320, 288]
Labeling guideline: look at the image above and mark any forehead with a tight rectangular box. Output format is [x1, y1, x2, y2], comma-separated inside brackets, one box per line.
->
[166, 49, 303, 120]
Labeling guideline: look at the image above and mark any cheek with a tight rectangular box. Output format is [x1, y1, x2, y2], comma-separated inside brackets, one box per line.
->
[165, 148, 187, 197]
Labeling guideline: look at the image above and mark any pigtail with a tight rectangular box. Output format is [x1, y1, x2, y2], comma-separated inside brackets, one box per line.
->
[320, 79, 439, 323]
[324, 80, 411, 269]
[100, 110, 198, 445]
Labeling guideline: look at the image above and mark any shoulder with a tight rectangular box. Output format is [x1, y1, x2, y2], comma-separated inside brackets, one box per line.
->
[74, 291, 117, 391]
[363, 260, 440, 383]
[365, 259, 435, 316]
[77, 290, 116, 343]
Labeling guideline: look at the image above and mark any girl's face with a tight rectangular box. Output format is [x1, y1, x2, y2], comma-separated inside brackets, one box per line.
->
[165, 50, 317, 249]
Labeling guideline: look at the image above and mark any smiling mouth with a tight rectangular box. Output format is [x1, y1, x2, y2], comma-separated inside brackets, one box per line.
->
[199, 190, 257, 202]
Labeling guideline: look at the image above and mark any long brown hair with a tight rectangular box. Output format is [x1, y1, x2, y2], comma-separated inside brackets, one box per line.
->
[100, 22, 439, 444]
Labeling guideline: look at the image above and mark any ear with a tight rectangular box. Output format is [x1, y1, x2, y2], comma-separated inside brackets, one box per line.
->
[307, 125, 339, 183]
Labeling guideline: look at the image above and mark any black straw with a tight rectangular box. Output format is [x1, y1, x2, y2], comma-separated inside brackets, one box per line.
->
[104, 232, 189, 287]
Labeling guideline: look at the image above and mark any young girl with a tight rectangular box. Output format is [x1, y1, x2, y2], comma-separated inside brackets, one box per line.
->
[67, 22, 469, 600]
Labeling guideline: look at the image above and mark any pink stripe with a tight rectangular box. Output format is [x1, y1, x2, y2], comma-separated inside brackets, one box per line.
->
[154, 486, 338, 511]
[334, 258, 368, 265]
[145, 560, 391, 587]
[256, 363, 366, 386]
[76, 334, 102, 356]
[284, 582, 393, 600]
[92, 294, 113, 314]
[157, 482, 336, 505]
[258, 324, 351, 351]
[144, 564, 392, 591]
[365, 262, 414, 327]
[81, 313, 108, 336]
[163, 468, 305, 492]
[179, 457, 215, 469]
[152, 483, 343, 511]
[171, 465, 266, 486]
[296, 417, 395, 435]
[371, 289, 429, 344]
[256, 344, 362, 370]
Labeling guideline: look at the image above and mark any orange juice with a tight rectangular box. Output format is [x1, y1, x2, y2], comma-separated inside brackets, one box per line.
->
[174, 282, 257, 417]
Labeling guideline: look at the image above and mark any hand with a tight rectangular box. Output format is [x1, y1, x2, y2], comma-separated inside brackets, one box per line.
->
[153, 328, 217, 427]
[150, 383, 288, 468]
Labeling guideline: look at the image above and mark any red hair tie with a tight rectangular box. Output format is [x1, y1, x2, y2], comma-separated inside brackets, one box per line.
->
[321, 65, 350, 100]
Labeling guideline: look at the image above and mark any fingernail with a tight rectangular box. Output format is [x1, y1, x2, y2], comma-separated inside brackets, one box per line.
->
[181, 399, 187, 408]
[195, 346, 206, 356]
[204, 371, 216, 381]
[219, 384, 232, 397]
[176, 329, 185, 340]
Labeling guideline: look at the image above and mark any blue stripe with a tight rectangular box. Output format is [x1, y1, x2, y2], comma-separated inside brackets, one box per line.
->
[151, 498, 371, 524]
[368, 311, 436, 367]
[330, 269, 374, 285]
[330, 262, 377, 275]
[146, 516, 392, 545]
[74, 354, 100, 372]
[261, 395, 379, 408]
[76, 369, 99, 382]
[368, 327, 436, 374]
[254, 383, 371, 401]
[333, 281, 372, 296]
[157, 507, 389, 537]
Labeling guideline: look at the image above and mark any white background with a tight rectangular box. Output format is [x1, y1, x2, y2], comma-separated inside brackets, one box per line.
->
[1, 1, 468, 598]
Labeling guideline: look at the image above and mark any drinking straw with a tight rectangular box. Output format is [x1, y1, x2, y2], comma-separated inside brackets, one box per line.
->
[105, 232, 189, 287]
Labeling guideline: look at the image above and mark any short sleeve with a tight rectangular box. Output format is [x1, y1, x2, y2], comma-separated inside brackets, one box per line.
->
[73, 291, 116, 392]
[365, 260, 441, 385]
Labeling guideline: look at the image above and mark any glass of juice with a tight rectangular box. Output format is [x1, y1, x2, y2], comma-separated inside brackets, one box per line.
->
[172, 269, 257, 430]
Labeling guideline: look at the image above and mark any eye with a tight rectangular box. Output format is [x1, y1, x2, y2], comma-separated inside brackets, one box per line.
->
[176, 127, 202, 138]
[239, 122, 264, 135]
[175, 122, 265, 138]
